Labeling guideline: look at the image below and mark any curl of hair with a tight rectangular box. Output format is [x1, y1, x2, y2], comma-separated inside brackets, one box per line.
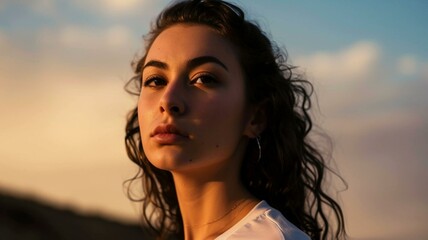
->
[124, 0, 346, 239]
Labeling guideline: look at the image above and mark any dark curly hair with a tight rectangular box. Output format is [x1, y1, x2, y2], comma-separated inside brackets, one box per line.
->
[124, 0, 346, 239]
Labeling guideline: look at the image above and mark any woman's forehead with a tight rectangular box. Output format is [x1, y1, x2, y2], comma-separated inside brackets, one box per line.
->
[145, 24, 239, 65]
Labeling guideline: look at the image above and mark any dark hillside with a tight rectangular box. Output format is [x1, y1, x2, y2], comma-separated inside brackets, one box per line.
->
[0, 191, 152, 240]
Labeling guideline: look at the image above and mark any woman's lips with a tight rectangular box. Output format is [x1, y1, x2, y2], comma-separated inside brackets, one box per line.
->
[150, 124, 188, 144]
[152, 133, 187, 144]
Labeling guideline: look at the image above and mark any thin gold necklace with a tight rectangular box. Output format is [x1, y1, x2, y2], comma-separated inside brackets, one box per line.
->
[183, 199, 251, 228]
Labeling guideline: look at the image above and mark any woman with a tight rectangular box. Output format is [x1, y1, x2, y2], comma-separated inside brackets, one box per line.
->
[125, 0, 346, 239]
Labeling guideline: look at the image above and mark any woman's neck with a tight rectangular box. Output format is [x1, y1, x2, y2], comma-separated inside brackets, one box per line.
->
[172, 164, 258, 240]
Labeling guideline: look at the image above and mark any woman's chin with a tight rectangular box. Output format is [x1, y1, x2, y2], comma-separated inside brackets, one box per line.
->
[148, 154, 222, 174]
[148, 154, 196, 172]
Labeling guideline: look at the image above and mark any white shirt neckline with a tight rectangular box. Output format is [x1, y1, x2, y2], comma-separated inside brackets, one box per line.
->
[215, 200, 268, 239]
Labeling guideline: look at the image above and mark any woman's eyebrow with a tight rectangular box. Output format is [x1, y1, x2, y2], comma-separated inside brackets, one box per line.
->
[142, 56, 228, 71]
[188, 56, 228, 71]
[143, 60, 168, 70]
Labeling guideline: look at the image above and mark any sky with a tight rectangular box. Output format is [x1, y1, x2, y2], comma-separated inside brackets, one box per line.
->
[0, 0, 427, 239]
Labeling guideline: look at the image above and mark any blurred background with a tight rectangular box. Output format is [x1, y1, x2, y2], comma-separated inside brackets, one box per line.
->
[0, 0, 427, 239]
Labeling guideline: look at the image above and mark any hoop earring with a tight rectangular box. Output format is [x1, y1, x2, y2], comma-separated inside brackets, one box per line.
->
[256, 137, 261, 162]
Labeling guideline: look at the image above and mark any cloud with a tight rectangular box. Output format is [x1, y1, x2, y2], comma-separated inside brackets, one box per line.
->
[26, 23, 139, 85]
[72, 0, 156, 15]
[296, 40, 428, 89]
[103, 0, 141, 13]
[396, 55, 428, 81]
[294, 40, 428, 114]
[295, 41, 381, 84]
[38, 24, 134, 50]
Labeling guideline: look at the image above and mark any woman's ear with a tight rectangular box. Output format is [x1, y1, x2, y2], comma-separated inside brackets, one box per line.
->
[243, 100, 267, 138]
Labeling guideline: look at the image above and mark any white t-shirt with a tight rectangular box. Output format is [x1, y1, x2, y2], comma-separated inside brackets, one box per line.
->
[215, 200, 311, 240]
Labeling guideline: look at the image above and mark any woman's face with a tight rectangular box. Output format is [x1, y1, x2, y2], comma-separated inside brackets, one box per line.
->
[138, 24, 254, 173]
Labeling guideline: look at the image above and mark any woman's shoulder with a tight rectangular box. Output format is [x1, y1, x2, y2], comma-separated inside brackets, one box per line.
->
[216, 200, 311, 240]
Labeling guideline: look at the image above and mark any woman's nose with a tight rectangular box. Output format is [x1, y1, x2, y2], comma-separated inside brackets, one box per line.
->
[159, 81, 186, 116]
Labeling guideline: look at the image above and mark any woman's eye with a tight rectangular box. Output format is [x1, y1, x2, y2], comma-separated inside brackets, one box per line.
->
[143, 76, 167, 87]
[190, 74, 218, 86]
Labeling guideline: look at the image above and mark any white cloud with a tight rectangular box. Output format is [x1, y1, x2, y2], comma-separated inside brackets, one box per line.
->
[296, 40, 428, 87]
[72, 0, 155, 15]
[104, 0, 140, 13]
[295, 41, 381, 84]
[396, 55, 428, 81]
[47, 24, 133, 49]
[31, 24, 138, 87]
